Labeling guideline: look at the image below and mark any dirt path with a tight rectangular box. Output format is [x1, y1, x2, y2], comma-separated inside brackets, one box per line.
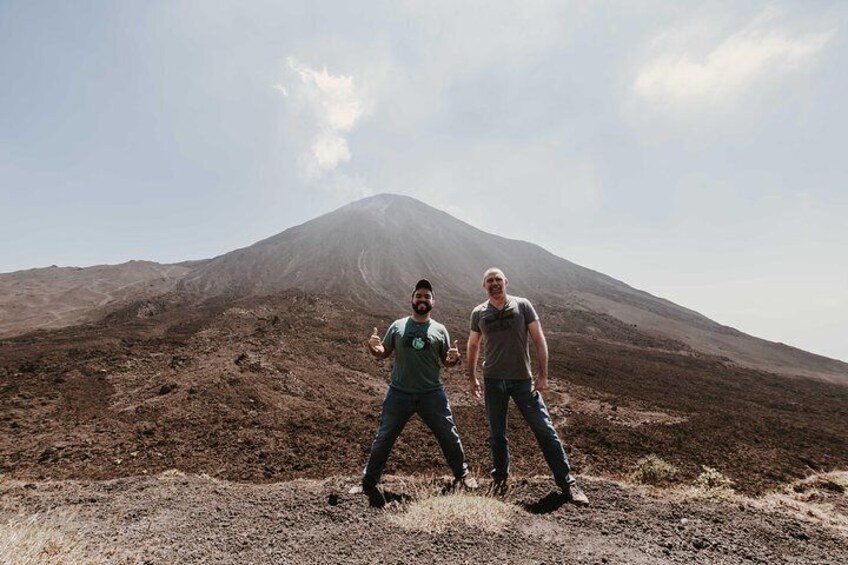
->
[2, 473, 845, 564]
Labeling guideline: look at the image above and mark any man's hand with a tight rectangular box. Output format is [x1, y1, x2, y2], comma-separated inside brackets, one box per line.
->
[446, 340, 461, 365]
[367, 327, 385, 357]
[468, 375, 482, 400]
[532, 373, 549, 393]
[465, 331, 483, 400]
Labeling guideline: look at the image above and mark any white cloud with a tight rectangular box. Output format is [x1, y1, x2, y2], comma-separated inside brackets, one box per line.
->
[279, 57, 368, 180]
[633, 13, 835, 107]
[305, 132, 351, 172]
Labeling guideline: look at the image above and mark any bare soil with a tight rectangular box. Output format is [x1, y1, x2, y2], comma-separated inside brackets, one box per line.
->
[1, 289, 847, 563]
[2, 291, 846, 493]
[2, 473, 846, 564]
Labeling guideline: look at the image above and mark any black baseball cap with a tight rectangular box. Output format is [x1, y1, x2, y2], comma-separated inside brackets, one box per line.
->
[414, 279, 433, 293]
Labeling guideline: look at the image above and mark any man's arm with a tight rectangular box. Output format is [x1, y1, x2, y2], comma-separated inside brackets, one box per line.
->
[466, 330, 482, 399]
[528, 320, 549, 391]
[366, 326, 393, 360]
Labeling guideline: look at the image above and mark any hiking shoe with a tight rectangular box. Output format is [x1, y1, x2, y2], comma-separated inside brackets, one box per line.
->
[562, 483, 590, 507]
[488, 478, 509, 496]
[454, 474, 479, 491]
[355, 480, 387, 507]
[349, 478, 379, 495]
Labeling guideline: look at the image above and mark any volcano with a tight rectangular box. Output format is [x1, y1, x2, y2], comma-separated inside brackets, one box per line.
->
[175, 193, 846, 383]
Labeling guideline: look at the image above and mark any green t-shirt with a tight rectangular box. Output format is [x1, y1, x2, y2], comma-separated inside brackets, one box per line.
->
[382, 317, 450, 393]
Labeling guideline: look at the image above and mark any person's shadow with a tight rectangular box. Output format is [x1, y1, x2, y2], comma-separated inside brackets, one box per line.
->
[521, 491, 567, 514]
[367, 487, 411, 508]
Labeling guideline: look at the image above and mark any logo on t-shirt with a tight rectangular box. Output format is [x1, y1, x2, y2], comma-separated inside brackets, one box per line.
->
[483, 307, 516, 333]
[403, 334, 431, 350]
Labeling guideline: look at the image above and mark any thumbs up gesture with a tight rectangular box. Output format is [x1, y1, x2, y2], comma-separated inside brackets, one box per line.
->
[369, 327, 381, 349]
[446, 339, 461, 365]
[367, 327, 385, 358]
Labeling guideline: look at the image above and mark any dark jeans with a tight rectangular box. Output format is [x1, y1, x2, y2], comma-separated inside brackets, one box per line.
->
[484, 378, 575, 487]
[363, 386, 469, 486]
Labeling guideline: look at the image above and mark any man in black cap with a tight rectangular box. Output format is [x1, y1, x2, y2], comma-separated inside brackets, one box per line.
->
[359, 279, 477, 493]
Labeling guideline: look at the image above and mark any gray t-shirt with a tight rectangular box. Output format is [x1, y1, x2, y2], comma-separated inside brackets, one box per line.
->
[470, 296, 539, 380]
[383, 317, 450, 393]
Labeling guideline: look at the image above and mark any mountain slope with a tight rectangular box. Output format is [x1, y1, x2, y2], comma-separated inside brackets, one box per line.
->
[0, 261, 190, 338]
[181, 195, 689, 315]
[1, 194, 844, 381]
[179, 194, 847, 382]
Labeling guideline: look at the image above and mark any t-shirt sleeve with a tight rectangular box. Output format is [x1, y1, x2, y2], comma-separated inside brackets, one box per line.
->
[382, 322, 397, 349]
[521, 299, 539, 326]
[439, 327, 451, 361]
[470, 308, 481, 333]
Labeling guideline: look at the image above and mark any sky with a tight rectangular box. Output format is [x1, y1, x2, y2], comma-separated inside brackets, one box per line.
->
[1, 1, 846, 362]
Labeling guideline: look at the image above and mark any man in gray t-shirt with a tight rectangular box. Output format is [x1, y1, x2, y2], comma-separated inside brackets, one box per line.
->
[470, 295, 539, 380]
[467, 267, 589, 506]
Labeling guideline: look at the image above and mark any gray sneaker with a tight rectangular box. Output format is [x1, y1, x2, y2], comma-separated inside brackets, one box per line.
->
[348, 484, 364, 494]
[563, 483, 590, 506]
[454, 474, 479, 491]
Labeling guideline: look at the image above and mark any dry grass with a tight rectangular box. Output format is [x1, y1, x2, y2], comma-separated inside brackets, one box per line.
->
[630, 455, 679, 486]
[0, 513, 90, 565]
[694, 466, 734, 494]
[388, 488, 516, 534]
[667, 470, 848, 537]
[752, 471, 848, 536]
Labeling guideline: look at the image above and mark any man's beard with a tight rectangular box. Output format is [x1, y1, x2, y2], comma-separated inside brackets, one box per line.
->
[412, 302, 432, 315]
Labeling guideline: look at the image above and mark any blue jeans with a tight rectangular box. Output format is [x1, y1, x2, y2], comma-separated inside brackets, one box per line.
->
[363, 386, 469, 486]
[484, 378, 575, 487]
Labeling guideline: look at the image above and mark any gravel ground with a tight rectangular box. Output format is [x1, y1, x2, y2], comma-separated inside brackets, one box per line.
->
[2, 473, 846, 564]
